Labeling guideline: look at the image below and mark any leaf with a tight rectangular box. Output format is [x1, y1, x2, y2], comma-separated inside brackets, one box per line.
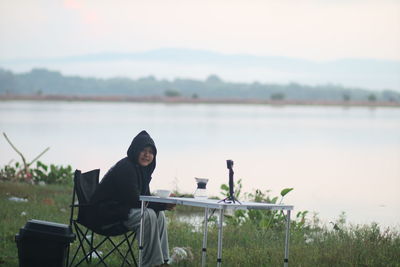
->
[37, 161, 48, 171]
[280, 188, 293, 197]
[220, 184, 229, 191]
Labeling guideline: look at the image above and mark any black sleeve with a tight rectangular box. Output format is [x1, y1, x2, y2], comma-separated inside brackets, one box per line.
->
[114, 161, 141, 209]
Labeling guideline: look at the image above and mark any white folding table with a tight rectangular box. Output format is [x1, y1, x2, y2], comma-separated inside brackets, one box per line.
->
[138, 196, 293, 267]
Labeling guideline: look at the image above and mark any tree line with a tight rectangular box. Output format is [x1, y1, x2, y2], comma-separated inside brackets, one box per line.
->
[0, 68, 399, 103]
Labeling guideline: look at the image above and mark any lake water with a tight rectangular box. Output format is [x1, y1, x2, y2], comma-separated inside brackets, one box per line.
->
[0, 101, 399, 228]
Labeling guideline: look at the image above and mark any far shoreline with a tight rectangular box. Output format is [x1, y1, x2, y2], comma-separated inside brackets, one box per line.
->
[1, 94, 400, 108]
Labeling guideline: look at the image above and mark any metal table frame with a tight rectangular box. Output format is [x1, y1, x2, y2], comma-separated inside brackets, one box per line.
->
[138, 196, 293, 267]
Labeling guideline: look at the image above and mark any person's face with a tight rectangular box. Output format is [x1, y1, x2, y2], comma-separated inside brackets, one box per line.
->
[138, 146, 154, 167]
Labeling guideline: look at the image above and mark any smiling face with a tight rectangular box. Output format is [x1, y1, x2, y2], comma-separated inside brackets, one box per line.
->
[137, 146, 155, 167]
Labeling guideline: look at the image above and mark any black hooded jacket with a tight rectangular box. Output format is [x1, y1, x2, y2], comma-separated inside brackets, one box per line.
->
[88, 130, 167, 230]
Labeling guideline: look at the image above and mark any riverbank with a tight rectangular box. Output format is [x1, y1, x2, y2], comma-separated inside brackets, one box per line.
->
[1, 94, 400, 108]
[1, 181, 399, 266]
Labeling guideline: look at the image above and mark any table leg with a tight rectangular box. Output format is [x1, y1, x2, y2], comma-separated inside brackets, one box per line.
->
[284, 210, 291, 267]
[201, 208, 209, 267]
[217, 209, 224, 267]
[139, 200, 146, 267]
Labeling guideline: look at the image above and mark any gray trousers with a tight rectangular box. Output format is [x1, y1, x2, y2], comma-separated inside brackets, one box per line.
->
[123, 208, 170, 267]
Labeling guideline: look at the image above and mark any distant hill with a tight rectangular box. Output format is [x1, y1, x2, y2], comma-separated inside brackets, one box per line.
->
[2, 48, 400, 92]
[1, 67, 399, 104]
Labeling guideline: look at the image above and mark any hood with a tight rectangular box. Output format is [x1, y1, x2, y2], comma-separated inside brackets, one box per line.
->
[127, 130, 157, 174]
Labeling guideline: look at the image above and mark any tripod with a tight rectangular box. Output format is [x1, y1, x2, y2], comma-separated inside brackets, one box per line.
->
[220, 160, 241, 204]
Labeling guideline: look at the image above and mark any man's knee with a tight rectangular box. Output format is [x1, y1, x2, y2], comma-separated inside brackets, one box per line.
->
[157, 211, 166, 221]
[145, 208, 157, 221]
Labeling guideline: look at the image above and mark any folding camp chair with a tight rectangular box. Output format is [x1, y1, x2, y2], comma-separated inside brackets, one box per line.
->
[68, 169, 138, 267]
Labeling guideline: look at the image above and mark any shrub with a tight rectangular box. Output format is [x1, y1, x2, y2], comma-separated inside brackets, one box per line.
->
[0, 161, 73, 185]
[31, 161, 73, 185]
[220, 179, 307, 230]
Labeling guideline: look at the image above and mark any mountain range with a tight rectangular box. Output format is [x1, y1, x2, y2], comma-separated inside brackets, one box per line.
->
[1, 48, 399, 92]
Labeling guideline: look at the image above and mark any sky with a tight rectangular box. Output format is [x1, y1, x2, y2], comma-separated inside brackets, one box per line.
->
[1, 0, 399, 61]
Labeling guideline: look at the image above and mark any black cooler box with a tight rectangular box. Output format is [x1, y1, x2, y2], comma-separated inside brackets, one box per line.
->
[15, 219, 75, 267]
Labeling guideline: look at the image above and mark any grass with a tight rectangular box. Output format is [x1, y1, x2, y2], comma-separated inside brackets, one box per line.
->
[1, 182, 72, 266]
[1, 181, 400, 266]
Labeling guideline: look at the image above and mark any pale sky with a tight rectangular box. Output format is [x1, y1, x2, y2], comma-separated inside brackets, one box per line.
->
[1, 0, 399, 61]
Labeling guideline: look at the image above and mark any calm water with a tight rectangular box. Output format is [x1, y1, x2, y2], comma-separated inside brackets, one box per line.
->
[1, 101, 399, 228]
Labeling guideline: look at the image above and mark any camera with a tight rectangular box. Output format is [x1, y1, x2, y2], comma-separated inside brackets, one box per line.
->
[226, 160, 234, 169]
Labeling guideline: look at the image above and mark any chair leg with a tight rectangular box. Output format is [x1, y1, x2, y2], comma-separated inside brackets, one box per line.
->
[97, 232, 137, 267]
[122, 232, 138, 267]
[83, 237, 110, 266]
[121, 233, 132, 267]
[69, 222, 92, 266]
[90, 231, 94, 263]
[69, 224, 137, 267]
[76, 225, 94, 264]
[100, 236, 131, 265]
[70, 223, 109, 267]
